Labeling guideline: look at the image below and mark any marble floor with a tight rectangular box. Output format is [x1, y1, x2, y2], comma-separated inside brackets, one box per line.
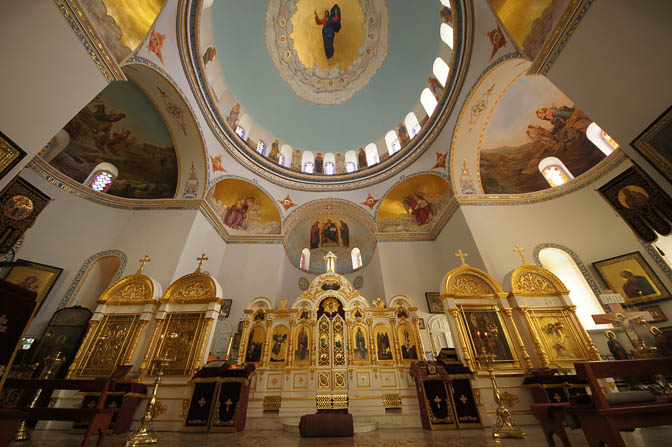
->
[19, 425, 672, 447]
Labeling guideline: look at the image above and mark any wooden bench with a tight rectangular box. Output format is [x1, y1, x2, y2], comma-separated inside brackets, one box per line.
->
[567, 358, 672, 447]
[2, 377, 119, 447]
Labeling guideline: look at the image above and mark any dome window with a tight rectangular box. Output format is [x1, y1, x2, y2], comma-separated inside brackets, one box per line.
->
[539, 157, 574, 187]
[586, 122, 620, 156]
[256, 140, 266, 155]
[84, 162, 118, 193]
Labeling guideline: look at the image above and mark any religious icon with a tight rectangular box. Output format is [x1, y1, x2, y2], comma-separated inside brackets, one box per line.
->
[245, 326, 264, 363]
[398, 123, 410, 147]
[357, 147, 367, 168]
[399, 325, 418, 360]
[310, 220, 320, 249]
[294, 326, 309, 362]
[226, 102, 240, 126]
[463, 310, 514, 361]
[270, 326, 288, 362]
[353, 326, 368, 361]
[339, 220, 349, 247]
[375, 326, 393, 361]
[203, 46, 217, 66]
[617, 185, 649, 209]
[593, 252, 670, 305]
[425, 292, 443, 314]
[314, 5, 341, 59]
[269, 139, 280, 162]
[651, 326, 672, 357]
[403, 192, 434, 226]
[321, 219, 339, 246]
[605, 330, 629, 360]
[315, 153, 323, 174]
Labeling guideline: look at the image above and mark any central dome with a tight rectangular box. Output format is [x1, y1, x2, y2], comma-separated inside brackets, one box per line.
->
[265, 0, 389, 104]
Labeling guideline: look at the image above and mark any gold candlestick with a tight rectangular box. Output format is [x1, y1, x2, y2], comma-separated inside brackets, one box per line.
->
[15, 352, 66, 441]
[126, 357, 173, 447]
[480, 326, 525, 439]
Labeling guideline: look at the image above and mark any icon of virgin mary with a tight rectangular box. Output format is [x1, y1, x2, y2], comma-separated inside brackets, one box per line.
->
[314, 4, 341, 59]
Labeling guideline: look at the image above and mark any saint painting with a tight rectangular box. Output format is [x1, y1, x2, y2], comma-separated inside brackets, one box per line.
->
[339, 220, 349, 247]
[376, 328, 393, 361]
[464, 311, 513, 361]
[294, 326, 309, 362]
[245, 327, 264, 363]
[270, 326, 288, 362]
[400, 326, 418, 360]
[620, 270, 656, 298]
[321, 219, 339, 245]
[353, 326, 368, 361]
[314, 4, 341, 59]
[310, 220, 320, 249]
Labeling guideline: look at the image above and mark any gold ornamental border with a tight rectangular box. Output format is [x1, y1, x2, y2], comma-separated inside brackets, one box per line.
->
[442, 264, 504, 298]
[510, 264, 568, 296]
[97, 273, 157, 305]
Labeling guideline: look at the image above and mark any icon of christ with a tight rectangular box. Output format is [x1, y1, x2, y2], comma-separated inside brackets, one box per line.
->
[314, 4, 342, 59]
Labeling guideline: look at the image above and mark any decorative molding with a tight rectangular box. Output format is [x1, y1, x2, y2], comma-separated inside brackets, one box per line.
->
[58, 249, 128, 309]
[52, 0, 126, 82]
[532, 243, 601, 297]
[642, 242, 672, 283]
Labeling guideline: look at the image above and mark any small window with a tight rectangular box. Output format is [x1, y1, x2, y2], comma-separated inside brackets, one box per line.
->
[432, 57, 449, 87]
[440, 23, 454, 49]
[440, 0, 451, 6]
[84, 162, 118, 193]
[278, 153, 286, 166]
[539, 157, 574, 187]
[345, 150, 358, 172]
[324, 162, 335, 175]
[385, 130, 401, 155]
[351, 247, 362, 270]
[301, 151, 315, 173]
[345, 162, 356, 173]
[235, 126, 247, 139]
[280, 144, 293, 167]
[421, 88, 438, 116]
[405, 112, 421, 138]
[256, 140, 266, 155]
[300, 248, 310, 270]
[365, 143, 380, 166]
[303, 162, 314, 174]
[586, 122, 620, 156]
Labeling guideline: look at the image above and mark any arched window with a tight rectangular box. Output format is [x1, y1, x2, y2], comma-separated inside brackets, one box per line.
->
[385, 130, 401, 155]
[365, 143, 380, 166]
[432, 57, 449, 87]
[586, 122, 620, 156]
[300, 248, 310, 270]
[351, 247, 362, 270]
[405, 112, 421, 138]
[84, 162, 118, 193]
[302, 151, 315, 173]
[256, 140, 266, 155]
[345, 150, 357, 173]
[538, 247, 604, 331]
[440, 23, 454, 49]
[62, 251, 126, 311]
[439, 0, 451, 6]
[324, 152, 336, 175]
[421, 88, 438, 116]
[428, 315, 454, 355]
[280, 144, 293, 167]
[539, 157, 574, 187]
[235, 114, 252, 140]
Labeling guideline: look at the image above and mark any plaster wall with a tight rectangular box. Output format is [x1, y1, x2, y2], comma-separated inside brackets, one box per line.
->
[0, 1, 108, 191]
[547, 0, 672, 194]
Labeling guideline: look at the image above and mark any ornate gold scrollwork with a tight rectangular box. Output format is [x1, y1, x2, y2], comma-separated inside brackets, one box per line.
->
[514, 272, 556, 294]
[450, 274, 493, 296]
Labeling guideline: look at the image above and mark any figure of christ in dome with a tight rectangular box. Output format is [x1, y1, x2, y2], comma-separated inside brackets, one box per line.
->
[339, 220, 349, 247]
[398, 123, 410, 147]
[354, 327, 368, 361]
[269, 139, 280, 162]
[310, 220, 320, 249]
[377, 331, 392, 360]
[357, 147, 367, 168]
[295, 327, 309, 361]
[314, 153, 324, 173]
[404, 192, 434, 226]
[401, 328, 418, 360]
[314, 5, 341, 60]
[322, 219, 339, 246]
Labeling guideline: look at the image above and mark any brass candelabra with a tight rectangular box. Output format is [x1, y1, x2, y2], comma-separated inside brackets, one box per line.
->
[15, 351, 66, 441]
[479, 325, 525, 439]
[125, 357, 174, 447]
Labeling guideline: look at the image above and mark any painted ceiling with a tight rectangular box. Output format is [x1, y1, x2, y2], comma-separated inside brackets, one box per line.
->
[210, 0, 441, 152]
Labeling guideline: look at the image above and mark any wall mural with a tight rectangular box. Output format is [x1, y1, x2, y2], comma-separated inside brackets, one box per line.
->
[207, 178, 282, 235]
[479, 75, 605, 194]
[487, 0, 570, 61]
[50, 80, 178, 199]
[377, 174, 453, 233]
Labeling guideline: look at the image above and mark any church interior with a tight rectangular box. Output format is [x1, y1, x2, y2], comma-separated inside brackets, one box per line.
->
[1, 1, 672, 446]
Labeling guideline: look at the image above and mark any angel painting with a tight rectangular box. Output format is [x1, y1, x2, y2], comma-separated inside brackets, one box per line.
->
[314, 4, 341, 60]
[270, 330, 288, 362]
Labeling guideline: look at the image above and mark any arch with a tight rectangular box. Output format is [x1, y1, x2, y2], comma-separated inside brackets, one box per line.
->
[428, 314, 454, 354]
[209, 318, 233, 359]
[441, 264, 504, 297]
[351, 247, 362, 270]
[404, 112, 421, 139]
[323, 152, 336, 175]
[535, 245, 604, 330]
[389, 294, 418, 309]
[301, 150, 315, 173]
[59, 250, 128, 310]
[440, 0, 451, 6]
[539, 156, 574, 187]
[364, 143, 379, 166]
[420, 88, 438, 116]
[280, 144, 293, 167]
[84, 162, 118, 193]
[300, 248, 311, 270]
[510, 264, 568, 295]
[41, 129, 70, 162]
[433, 57, 450, 87]
[345, 150, 357, 172]
[385, 130, 400, 155]
[440, 23, 454, 49]
[586, 122, 620, 156]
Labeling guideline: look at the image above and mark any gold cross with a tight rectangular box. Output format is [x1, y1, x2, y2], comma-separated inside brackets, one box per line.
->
[325, 204, 334, 211]
[137, 255, 151, 273]
[196, 253, 208, 272]
[198, 397, 206, 407]
[224, 398, 233, 412]
[433, 395, 442, 408]
[459, 394, 468, 405]
[0, 314, 7, 333]
[455, 249, 468, 265]
[513, 244, 528, 265]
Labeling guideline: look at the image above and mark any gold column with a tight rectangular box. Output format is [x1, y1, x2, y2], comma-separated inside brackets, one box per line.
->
[261, 319, 274, 366]
[389, 318, 401, 364]
[140, 320, 164, 373]
[567, 306, 601, 360]
[237, 320, 250, 364]
[193, 318, 214, 374]
[366, 318, 376, 365]
[310, 318, 317, 365]
[517, 307, 550, 369]
[67, 320, 99, 378]
[502, 308, 532, 370]
[287, 320, 296, 367]
[413, 316, 426, 358]
[448, 308, 474, 371]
